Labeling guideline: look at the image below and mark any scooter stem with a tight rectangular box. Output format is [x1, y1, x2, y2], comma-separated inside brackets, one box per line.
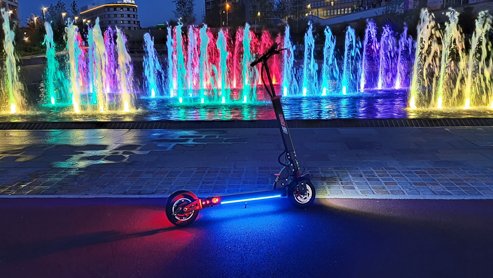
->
[263, 62, 301, 177]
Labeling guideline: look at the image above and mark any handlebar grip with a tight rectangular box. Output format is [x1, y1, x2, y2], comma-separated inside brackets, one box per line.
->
[250, 60, 260, 67]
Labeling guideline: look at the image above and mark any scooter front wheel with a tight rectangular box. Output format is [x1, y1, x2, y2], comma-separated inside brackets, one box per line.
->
[166, 190, 199, 226]
[288, 180, 316, 208]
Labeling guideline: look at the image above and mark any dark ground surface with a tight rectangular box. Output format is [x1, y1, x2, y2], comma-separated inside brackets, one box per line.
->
[0, 198, 492, 278]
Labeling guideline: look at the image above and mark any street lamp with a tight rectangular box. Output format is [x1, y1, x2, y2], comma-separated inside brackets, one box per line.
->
[42, 7, 48, 20]
[255, 11, 260, 31]
[61, 12, 66, 23]
[226, 3, 230, 26]
[34, 16, 38, 29]
[75, 16, 79, 22]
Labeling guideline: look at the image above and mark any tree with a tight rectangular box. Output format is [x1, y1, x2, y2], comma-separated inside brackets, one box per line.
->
[173, 0, 196, 25]
[26, 15, 45, 46]
[70, 1, 79, 17]
[45, 0, 68, 49]
[273, 0, 290, 22]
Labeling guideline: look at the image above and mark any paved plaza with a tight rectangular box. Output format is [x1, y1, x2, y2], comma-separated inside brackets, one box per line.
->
[0, 126, 493, 198]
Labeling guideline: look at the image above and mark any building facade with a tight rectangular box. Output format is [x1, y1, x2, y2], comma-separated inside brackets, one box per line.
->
[205, 0, 240, 26]
[307, 0, 362, 19]
[0, 0, 20, 23]
[306, 0, 403, 20]
[80, 0, 140, 30]
[205, 0, 388, 24]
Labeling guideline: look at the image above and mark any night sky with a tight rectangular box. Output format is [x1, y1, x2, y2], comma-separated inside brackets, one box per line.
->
[18, 0, 205, 27]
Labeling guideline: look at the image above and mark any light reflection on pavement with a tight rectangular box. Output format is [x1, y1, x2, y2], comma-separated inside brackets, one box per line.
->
[0, 128, 493, 197]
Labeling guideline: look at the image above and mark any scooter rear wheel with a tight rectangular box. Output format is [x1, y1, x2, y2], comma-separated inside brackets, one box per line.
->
[288, 180, 316, 208]
[166, 190, 199, 226]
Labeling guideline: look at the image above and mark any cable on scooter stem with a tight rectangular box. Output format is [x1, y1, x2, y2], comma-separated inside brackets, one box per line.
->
[251, 43, 287, 98]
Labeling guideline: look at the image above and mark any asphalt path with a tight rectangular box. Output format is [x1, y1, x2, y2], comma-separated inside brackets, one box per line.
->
[0, 198, 492, 278]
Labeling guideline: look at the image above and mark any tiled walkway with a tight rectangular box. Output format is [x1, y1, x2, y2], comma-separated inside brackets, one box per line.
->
[1, 127, 492, 198]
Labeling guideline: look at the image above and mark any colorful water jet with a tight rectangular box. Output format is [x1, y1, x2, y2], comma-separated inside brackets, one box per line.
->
[377, 25, 397, 90]
[88, 18, 110, 112]
[360, 19, 379, 91]
[115, 27, 134, 112]
[1, 8, 25, 113]
[143, 32, 165, 98]
[321, 26, 339, 96]
[43, 21, 61, 106]
[395, 25, 414, 90]
[341, 26, 361, 95]
[282, 25, 298, 97]
[65, 20, 84, 113]
[410, 8, 493, 109]
[53, 20, 136, 113]
[1, 8, 492, 119]
[302, 21, 318, 96]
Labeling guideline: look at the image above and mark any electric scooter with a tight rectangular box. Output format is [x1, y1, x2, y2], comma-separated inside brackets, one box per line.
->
[166, 43, 316, 226]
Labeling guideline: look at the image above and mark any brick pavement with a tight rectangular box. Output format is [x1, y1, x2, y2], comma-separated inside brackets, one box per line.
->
[1, 127, 493, 198]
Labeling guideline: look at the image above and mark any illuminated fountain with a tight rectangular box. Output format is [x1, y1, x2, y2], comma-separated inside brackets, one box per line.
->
[1, 8, 25, 113]
[166, 24, 174, 97]
[65, 20, 84, 113]
[302, 21, 318, 96]
[409, 8, 493, 109]
[43, 21, 63, 106]
[88, 18, 110, 112]
[198, 24, 212, 103]
[59, 20, 135, 113]
[1, 9, 492, 121]
[216, 29, 229, 103]
[164, 23, 283, 105]
[463, 11, 493, 109]
[395, 25, 414, 90]
[241, 23, 259, 103]
[187, 25, 199, 97]
[321, 26, 340, 96]
[143, 33, 165, 98]
[282, 25, 298, 97]
[377, 25, 398, 90]
[104, 27, 118, 99]
[341, 26, 361, 95]
[360, 19, 379, 91]
[115, 27, 134, 112]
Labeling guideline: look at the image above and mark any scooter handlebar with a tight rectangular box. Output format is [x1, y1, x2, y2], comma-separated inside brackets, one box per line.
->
[250, 43, 281, 67]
